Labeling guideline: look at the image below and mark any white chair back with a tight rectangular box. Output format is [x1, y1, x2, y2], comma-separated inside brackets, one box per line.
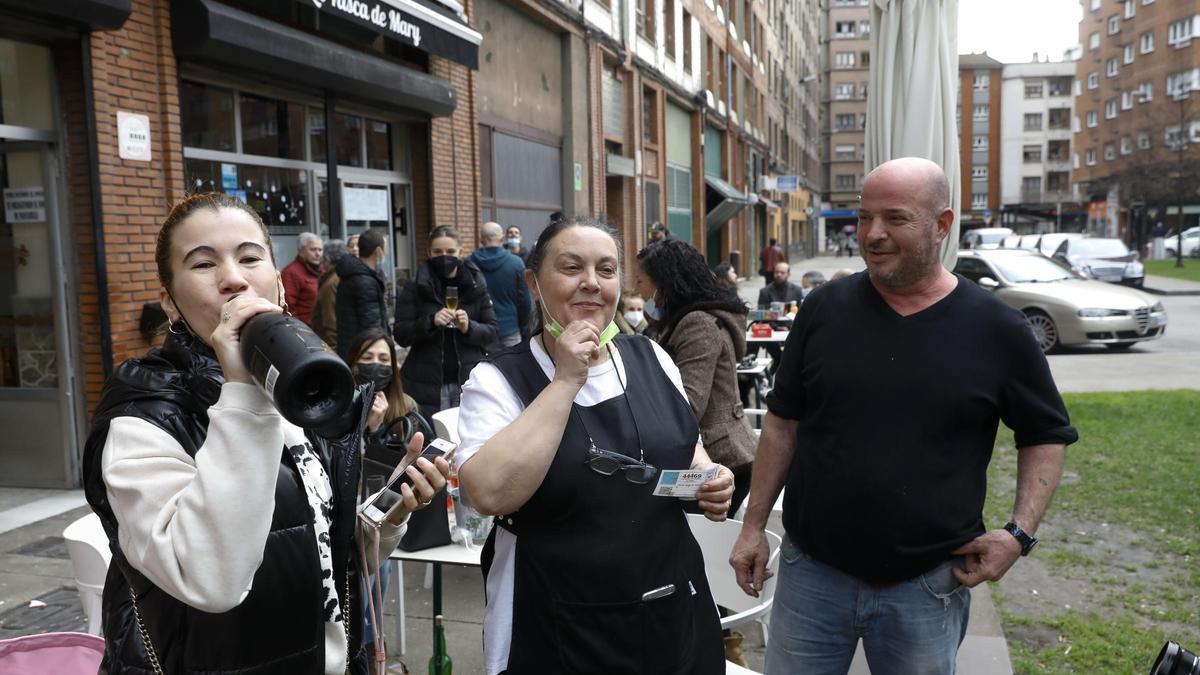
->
[686, 514, 782, 631]
[431, 407, 460, 444]
[62, 514, 112, 636]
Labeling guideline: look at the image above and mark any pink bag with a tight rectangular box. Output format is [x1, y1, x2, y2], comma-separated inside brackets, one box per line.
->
[0, 632, 105, 674]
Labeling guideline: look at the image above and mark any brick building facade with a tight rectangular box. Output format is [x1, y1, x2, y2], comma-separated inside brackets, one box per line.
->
[0, 0, 481, 486]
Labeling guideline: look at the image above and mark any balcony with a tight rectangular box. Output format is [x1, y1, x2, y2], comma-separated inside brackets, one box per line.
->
[1020, 188, 1077, 204]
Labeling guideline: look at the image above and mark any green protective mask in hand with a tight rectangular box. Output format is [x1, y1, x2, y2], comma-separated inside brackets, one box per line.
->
[537, 279, 620, 349]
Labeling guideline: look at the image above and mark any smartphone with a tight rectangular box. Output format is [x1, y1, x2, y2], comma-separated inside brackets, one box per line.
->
[360, 438, 457, 525]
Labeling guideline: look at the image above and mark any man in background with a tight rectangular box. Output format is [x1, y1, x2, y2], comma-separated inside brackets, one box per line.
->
[281, 232, 323, 324]
[756, 262, 804, 308]
[470, 221, 532, 348]
[759, 238, 786, 287]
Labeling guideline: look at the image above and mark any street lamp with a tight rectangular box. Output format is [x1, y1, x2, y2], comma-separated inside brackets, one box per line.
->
[1172, 89, 1192, 268]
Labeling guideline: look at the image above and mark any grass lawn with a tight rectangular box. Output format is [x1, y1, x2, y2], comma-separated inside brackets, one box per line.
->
[984, 390, 1200, 675]
[1145, 259, 1200, 282]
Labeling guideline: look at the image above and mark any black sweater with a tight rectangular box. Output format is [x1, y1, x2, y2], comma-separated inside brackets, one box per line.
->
[765, 272, 1077, 583]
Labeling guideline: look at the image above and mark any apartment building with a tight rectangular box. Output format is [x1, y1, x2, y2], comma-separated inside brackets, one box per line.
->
[1073, 0, 1200, 238]
[822, 0, 872, 237]
[958, 53, 1004, 229]
[999, 60, 1080, 232]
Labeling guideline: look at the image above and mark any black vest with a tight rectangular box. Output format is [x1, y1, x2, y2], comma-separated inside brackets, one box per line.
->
[82, 333, 369, 674]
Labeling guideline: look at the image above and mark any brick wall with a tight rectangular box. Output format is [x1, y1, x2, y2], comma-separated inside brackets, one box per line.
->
[428, 49, 482, 256]
[77, 0, 184, 414]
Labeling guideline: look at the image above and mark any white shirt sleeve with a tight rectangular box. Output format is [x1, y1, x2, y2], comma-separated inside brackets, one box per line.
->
[101, 383, 287, 613]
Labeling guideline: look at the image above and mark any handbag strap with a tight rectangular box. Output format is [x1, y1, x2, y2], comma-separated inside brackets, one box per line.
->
[128, 588, 165, 675]
[357, 513, 388, 675]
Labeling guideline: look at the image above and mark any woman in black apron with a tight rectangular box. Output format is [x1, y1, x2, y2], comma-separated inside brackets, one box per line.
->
[457, 217, 733, 674]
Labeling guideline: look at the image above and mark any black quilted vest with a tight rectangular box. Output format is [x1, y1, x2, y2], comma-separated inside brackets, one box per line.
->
[82, 332, 370, 674]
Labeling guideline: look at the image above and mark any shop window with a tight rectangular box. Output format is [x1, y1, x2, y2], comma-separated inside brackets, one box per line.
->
[182, 81, 236, 152]
[366, 119, 392, 170]
[184, 158, 311, 248]
[336, 114, 364, 167]
[240, 93, 305, 160]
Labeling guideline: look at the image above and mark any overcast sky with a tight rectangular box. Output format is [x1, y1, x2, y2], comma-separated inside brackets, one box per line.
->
[957, 0, 1083, 64]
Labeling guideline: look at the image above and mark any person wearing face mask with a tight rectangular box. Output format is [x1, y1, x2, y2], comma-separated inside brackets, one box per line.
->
[614, 290, 648, 335]
[335, 228, 390, 358]
[394, 225, 499, 420]
[455, 216, 733, 675]
[504, 224, 530, 265]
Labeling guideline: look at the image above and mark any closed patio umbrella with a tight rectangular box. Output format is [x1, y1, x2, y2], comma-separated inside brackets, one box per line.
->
[865, 0, 961, 268]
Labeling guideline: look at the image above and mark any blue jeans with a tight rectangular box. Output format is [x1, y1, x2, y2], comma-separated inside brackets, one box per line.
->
[765, 536, 970, 675]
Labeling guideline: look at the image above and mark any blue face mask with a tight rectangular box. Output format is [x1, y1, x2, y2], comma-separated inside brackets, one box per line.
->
[505, 238, 521, 248]
[643, 296, 663, 321]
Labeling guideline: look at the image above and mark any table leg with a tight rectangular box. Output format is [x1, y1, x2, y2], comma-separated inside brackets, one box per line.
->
[432, 562, 443, 675]
[393, 559, 405, 655]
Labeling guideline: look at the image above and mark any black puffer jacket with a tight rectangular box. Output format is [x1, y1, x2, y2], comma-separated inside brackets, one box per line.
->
[82, 332, 370, 674]
[394, 259, 498, 411]
[335, 255, 389, 358]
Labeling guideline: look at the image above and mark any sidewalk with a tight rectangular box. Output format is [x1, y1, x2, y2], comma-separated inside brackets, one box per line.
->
[1144, 273, 1200, 296]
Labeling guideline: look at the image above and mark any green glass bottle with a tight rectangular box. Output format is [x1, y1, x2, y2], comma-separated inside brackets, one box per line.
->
[428, 615, 452, 675]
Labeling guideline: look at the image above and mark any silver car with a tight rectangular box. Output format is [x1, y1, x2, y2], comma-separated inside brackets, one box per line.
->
[954, 249, 1167, 353]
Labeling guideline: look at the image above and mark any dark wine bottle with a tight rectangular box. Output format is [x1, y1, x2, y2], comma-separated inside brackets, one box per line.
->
[428, 615, 452, 675]
[239, 313, 354, 428]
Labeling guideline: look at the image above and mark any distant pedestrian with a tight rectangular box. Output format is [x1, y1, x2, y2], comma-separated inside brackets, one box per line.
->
[470, 221, 532, 348]
[756, 262, 804, 308]
[799, 270, 826, 299]
[714, 262, 739, 293]
[830, 267, 855, 281]
[759, 238, 786, 287]
[504, 224, 530, 265]
[649, 221, 672, 242]
[347, 233, 360, 258]
[730, 157, 1077, 675]
[280, 232, 323, 324]
[311, 239, 348, 348]
[394, 226, 498, 420]
[615, 291, 647, 335]
[335, 228, 389, 358]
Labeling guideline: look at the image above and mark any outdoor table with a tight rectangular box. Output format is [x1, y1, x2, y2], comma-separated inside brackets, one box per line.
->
[389, 542, 482, 658]
[745, 330, 789, 344]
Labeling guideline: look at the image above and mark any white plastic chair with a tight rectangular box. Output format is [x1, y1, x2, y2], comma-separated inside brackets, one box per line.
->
[687, 514, 781, 643]
[62, 514, 112, 636]
[726, 659, 762, 674]
[431, 407, 460, 444]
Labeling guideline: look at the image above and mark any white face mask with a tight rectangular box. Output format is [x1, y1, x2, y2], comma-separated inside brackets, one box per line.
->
[623, 310, 644, 326]
[643, 297, 662, 321]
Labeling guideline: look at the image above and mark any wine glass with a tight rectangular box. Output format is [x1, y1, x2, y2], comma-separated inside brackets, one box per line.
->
[445, 287, 459, 312]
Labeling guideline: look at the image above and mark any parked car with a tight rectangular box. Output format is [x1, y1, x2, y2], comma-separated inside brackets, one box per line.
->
[1017, 234, 1043, 250]
[1051, 237, 1144, 287]
[1035, 232, 1084, 257]
[1162, 226, 1200, 258]
[954, 249, 1167, 353]
[962, 227, 1014, 250]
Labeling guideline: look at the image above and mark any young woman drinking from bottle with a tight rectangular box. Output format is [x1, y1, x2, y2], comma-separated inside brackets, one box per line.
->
[82, 193, 450, 674]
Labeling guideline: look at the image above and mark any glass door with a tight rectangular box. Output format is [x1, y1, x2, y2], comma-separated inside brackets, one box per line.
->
[0, 141, 79, 486]
[342, 180, 395, 318]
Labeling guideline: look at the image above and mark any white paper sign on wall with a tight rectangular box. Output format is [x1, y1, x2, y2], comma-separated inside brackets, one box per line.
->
[117, 111, 152, 161]
[4, 187, 46, 223]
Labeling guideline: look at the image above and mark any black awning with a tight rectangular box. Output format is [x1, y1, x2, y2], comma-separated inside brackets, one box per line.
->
[173, 0, 457, 118]
[300, 0, 481, 69]
[705, 174, 750, 231]
[0, 0, 131, 30]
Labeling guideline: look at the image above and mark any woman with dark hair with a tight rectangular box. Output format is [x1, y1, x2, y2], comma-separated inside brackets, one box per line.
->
[344, 327, 434, 458]
[713, 261, 739, 292]
[455, 217, 731, 675]
[394, 225, 499, 420]
[81, 193, 448, 674]
[636, 239, 756, 515]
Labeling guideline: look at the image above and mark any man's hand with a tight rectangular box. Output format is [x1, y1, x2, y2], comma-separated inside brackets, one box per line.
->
[729, 526, 773, 598]
[951, 529, 1022, 587]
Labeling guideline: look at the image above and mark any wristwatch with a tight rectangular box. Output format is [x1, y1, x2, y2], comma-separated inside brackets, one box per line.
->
[1003, 522, 1038, 556]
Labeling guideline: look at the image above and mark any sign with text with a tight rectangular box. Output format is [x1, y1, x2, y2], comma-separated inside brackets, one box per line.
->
[4, 187, 46, 224]
[117, 112, 152, 161]
[303, 0, 479, 68]
[776, 175, 799, 193]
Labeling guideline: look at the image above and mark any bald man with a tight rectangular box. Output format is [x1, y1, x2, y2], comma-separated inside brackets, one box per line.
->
[469, 221, 532, 348]
[730, 158, 1077, 674]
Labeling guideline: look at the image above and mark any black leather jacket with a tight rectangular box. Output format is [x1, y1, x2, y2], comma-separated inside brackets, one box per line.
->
[82, 332, 370, 674]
